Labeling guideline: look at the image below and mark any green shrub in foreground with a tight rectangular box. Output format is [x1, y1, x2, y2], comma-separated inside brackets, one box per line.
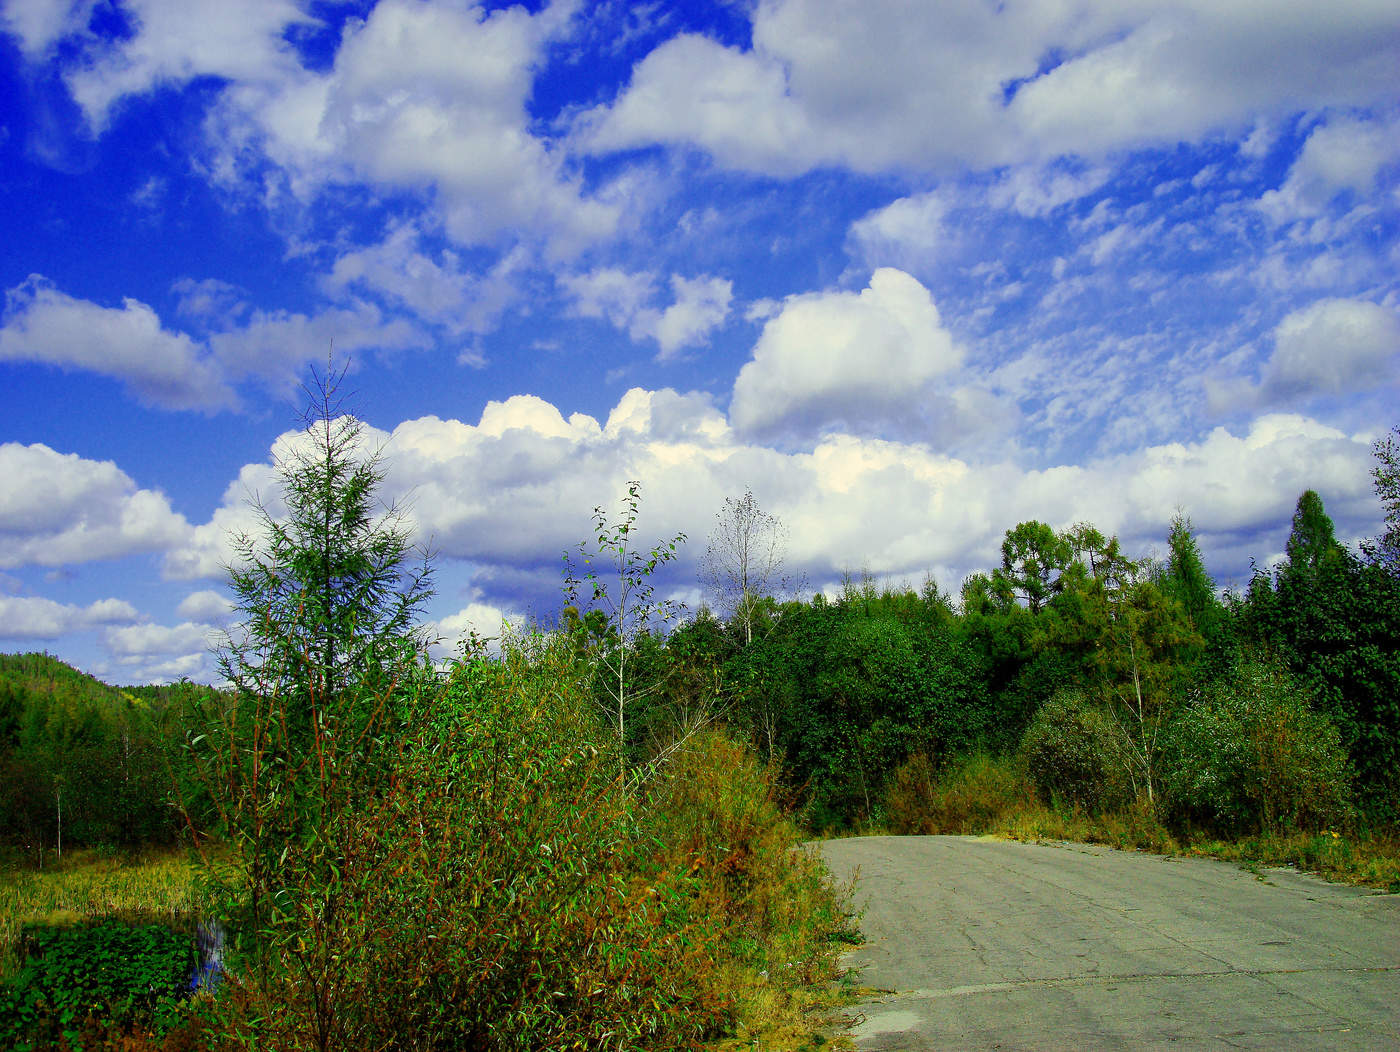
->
[0, 920, 193, 1050]
[193, 635, 849, 1050]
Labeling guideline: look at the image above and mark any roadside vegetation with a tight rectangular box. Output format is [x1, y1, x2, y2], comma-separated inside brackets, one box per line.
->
[2, 376, 1397, 1047]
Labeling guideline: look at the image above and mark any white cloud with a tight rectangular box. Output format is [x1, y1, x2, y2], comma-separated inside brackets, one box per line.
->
[987, 163, 1112, 218]
[653, 275, 733, 358]
[428, 597, 524, 659]
[1257, 114, 1400, 223]
[102, 619, 216, 659]
[1262, 298, 1400, 400]
[323, 224, 529, 334]
[0, 594, 140, 640]
[560, 267, 659, 332]
[580, 1, 1400, 175]
[99, 619, 220, 682]
[0, 275, 235, 410]
[846, 191, 953, 275]
[207, 301, 430, 392]
[170, 383, 1382, 642]
[560, 268, 732, 358]
[204, 0, 616, 255]
[574, 32, 816, 175]
[729, 269, 968, 440]
[63, 0, 311, 132]
[0, 442, 192, 569]
[0, 0, 100, 58]
[177, 588, 235, 623]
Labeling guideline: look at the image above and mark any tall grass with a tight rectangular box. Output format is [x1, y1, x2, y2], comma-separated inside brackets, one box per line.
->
[0, 849, 197, 982]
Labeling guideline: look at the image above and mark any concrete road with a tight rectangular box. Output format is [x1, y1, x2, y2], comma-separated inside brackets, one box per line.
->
[818, 836, 1400, 1050]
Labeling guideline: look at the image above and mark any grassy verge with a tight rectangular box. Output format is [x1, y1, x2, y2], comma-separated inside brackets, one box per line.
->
[887, 751, 1400, 892]
[0, 848, 198, 982]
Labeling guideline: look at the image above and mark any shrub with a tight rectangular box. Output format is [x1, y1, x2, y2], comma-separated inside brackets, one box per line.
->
[886, 751, 1036, 834]
[1018, 689, 1134, 814]
[0, 920, 193, 1050]
[1160, 662, 1354, 836]
[642, 730, 854, 986]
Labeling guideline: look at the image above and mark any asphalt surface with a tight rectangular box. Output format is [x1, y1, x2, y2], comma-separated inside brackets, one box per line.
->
[817, 835, 1400, 1050]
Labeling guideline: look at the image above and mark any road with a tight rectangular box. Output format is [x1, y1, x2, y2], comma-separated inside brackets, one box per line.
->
[817, 835, 1400, 1050]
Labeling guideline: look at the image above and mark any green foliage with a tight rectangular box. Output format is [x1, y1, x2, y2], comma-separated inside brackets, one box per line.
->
[1159, 663, 1354, 836]
[0, 654, 187, 859]
[992, 520, 1072, 613]
[190, 632, 850, 1050]
[1281, 488, 1346, 581]
[564, 479, 690, 786]
[1019, 689, 1135, 814]
[0, 920, 193, 1050]
[219, 361, 433, 736]
[1241, 490, 1400, 820]
[1372, 424, 1400, 572]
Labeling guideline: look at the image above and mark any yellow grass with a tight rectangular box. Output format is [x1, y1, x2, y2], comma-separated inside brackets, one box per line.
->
[0, 848, 199, 980]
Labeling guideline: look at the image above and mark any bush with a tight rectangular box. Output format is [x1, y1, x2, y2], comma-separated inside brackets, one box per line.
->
[193, 634, 851, 1050]
[1018, 689, 1134, 814]
[1160, 662, 1354, 836]
[641, 729, 854, 990]
[0, 920, 193, 1050]
[886, 751, 1036, 834]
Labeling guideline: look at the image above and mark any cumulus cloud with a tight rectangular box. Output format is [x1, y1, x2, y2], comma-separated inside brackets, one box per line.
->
[177, 588, 235, 623]
[987, 163, 1113, 218]
[103, 620, 217, 659]
[728, 269, 970, 440]
[0, 0, 101, 58]
[560, 269, 732, 358]
[1261, 298, 1400, 401]
[428, 595, 525, 659]
[0, 442, 192, 569]
[168, 382, 1381, 640]
[206, 301, 431, 393]
[1257, 114, 1400, 223]
[579, 1, 1400, 174]
[846, 192, 953, 275]
[653, 275, 733, 358]
[0, 595, 141, 640]
[99, 620, 220, 682]
[0, 276, 235, 410]
[59, 0, 309, 131]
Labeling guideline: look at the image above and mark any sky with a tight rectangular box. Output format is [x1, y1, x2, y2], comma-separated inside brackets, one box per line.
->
[0, 0, 1398, 684]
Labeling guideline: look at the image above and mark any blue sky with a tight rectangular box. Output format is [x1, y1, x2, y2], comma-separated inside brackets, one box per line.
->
[1, 0, 1397, 683]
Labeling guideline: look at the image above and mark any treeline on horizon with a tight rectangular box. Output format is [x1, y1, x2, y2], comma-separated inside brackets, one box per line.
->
[3, 426, 1398, 855]
[595, 473, 1400, 836]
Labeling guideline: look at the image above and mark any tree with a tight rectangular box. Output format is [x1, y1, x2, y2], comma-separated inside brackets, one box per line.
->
[700, 488, 797, 645]
[220, 361, 434, 723]
[1281, 489, 1344, 581]
[993, 520, 1072, 613]
[195, 360, 435, 934]
[564, 480, 689, 787]
[1372, 425, 1400, 572]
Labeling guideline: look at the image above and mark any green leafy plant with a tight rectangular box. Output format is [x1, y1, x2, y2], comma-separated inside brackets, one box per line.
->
[1019, 688, 1135, 815]
[563, 480, 692, 788]
[0, 920, 193, 1050]
[1160, 662, 1355, 836]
